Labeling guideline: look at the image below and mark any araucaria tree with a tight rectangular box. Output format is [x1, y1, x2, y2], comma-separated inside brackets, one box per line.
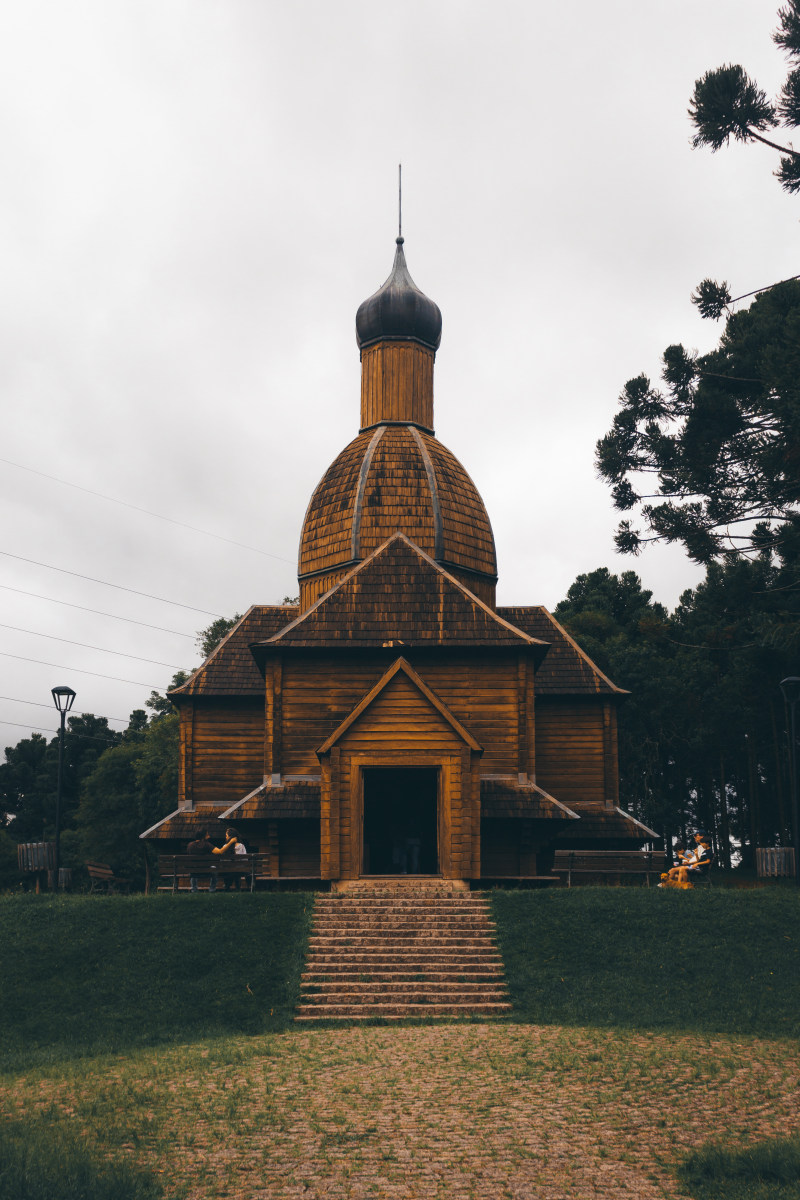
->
[690, 1, 800, 196]
[598, 2, 800, 563]
[597, 281, 800, 562]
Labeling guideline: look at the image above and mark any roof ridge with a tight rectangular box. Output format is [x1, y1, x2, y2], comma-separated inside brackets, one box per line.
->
[262, 533, 546, 647]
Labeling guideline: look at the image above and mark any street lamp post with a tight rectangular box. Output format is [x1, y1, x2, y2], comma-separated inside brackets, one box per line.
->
[779, 677, 800, 886]
[51, 685, 76, 886]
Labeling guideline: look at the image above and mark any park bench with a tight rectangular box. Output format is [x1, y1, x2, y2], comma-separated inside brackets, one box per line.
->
[85, 861, 131, 894]
[157, 854, 270, 892]
[553, 849, 667, 887]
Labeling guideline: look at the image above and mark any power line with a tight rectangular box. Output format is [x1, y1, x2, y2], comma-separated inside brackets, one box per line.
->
[0, 551, 223, 617]
[0, 718, 121, 743]
[0, 584, 196, 638]
[0, 457, 295, 564]
[0, 695, 129, 723]
[0, 651, 164, 689]
[0, 623, 184, 668]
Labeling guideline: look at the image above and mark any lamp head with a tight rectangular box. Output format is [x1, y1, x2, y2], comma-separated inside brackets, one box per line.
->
[780, 677, 800, 707]
[51, 685, 76, 714]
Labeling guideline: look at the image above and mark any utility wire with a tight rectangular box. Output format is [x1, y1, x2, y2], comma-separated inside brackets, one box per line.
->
[0, 695, 129, 722]
[0, 457, 295, 564]
[0, 551, 223, 617]
[0, 651, 164, 689]
[0, 718, 122, 743]
[0, 623, 184, 668]
[0, 585, 196, 638]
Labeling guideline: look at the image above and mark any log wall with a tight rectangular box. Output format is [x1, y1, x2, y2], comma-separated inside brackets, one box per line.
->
[534, 698, 608, 806]
[277, 651, 522, 779]
[360, 341, 435, 431]
[320, 671, 480, 880]
[181, 698, 265, 808]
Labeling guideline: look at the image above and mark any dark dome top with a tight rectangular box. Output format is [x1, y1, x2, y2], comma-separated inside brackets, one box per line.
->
[356, 238, 442, 352]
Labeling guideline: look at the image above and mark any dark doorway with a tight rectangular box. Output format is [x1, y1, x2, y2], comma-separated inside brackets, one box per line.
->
[362, 767, 439, 875]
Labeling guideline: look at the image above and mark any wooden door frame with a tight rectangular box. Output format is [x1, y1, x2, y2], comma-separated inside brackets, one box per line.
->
[346, 751, 456, 879]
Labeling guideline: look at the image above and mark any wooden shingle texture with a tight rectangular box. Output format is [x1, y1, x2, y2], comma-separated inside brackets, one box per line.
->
[170, 606, 297, 697]
[221, 781, 321, 821]
[499, 607, 626, 696]
[262, 535, 547, 650]
[480, 780, 579, 822]
[298, 425, 497, 584]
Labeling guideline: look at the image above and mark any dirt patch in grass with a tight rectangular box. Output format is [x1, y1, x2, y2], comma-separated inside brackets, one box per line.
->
[2, 1024, 798, 1198]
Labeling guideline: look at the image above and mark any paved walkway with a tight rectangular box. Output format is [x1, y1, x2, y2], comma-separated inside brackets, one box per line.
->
[6, 1024, 798, 1199]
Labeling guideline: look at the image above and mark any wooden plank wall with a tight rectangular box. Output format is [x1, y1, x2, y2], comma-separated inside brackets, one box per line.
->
[481, 819, 537, 876]
[279, 652, 520, 777]
[329, 672, 472, 880]
[189, 699, 265, 807]
[360, 342, 435, 430]
[534, 698, 606, 806]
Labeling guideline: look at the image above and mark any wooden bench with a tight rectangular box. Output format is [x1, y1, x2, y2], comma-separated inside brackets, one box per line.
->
[553, 849, 667, 887]
[86, 861, 131, 894]
[157, 854, 269, 892]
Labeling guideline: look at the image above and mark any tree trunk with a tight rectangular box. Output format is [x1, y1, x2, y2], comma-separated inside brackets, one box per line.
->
[718, 753, 732, 870]
[771, 699, 788, 844]
[747, 733, 760, 862]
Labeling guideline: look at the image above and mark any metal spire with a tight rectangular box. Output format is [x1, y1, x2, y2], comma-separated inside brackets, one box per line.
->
[398, 163, 402, 241]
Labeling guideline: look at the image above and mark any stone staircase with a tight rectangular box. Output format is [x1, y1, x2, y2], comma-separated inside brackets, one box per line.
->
[295, 883, 512, 1021]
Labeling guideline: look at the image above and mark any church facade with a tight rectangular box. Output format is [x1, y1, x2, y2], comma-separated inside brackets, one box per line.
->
[142, 237, 655, 884]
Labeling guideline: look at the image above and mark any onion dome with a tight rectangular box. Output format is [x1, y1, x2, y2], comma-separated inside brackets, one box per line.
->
[356, 238, 442, 352]
[298, 424, 497, 610]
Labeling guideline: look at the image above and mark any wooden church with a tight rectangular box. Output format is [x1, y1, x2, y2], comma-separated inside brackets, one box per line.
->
[142, 237, 654, 884]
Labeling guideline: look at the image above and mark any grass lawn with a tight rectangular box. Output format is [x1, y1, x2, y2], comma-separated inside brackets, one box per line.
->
[1, 888, 798, 1199]
[0, 893, 311, 1071]
[490, 887, 800, 1039]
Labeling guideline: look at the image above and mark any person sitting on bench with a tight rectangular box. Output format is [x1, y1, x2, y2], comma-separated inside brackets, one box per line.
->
[187, 828, 236, 893]
[221, 827, 248, 891]
[660, 833, 713, 888]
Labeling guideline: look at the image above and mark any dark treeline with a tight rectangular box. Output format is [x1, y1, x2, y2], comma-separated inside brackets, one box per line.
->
[1, 565, 798, 886]
[555, 541, 800, 868]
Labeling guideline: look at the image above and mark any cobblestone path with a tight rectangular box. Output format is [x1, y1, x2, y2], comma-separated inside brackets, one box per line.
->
[4, 1024, 798, 1199]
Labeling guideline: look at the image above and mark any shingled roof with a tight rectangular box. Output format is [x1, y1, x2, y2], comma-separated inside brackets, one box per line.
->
[498, 607, 626, 696]
[170, 605, 297, 697]
[558, 802, 658, 841]
[480, 779, 579, 821]
[140, 807, 229, 841]
[220, 781, 321, 821]
[257, 534, 548, 651]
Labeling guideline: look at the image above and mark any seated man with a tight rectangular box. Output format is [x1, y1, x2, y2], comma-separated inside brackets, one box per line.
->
[186, 828, 236, 893]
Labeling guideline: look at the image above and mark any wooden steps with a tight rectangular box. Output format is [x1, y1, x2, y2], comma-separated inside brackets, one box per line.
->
[295, 886, 511, 1022]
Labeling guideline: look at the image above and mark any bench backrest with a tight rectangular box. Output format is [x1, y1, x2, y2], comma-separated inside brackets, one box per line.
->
[553, 850, 666, 871]
[85, 861, 116, 879]
[157, 854, 266, 872]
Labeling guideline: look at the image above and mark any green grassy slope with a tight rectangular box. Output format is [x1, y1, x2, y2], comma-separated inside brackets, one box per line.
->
[0, 893, 312, 1071]
[491, 887, 800, 1039]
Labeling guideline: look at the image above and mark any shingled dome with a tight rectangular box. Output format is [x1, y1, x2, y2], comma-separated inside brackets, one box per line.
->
[356, 237, 442, 352]
[298, 424, 497, 608]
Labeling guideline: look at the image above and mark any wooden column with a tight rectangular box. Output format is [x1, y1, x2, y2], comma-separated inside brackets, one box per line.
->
[264, 657, 283, 782]
[179, 705, 194, 810]
[603, 699, 619, 806]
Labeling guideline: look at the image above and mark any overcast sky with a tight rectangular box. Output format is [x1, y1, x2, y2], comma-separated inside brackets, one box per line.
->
[1, 0, 797, 751]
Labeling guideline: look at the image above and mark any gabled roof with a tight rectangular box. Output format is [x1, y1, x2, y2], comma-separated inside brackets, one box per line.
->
[317, 656, 482, 754]
[498, 607, 627, 696]
[258, 534, 548, 651]
[170, 605, 298, 697]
